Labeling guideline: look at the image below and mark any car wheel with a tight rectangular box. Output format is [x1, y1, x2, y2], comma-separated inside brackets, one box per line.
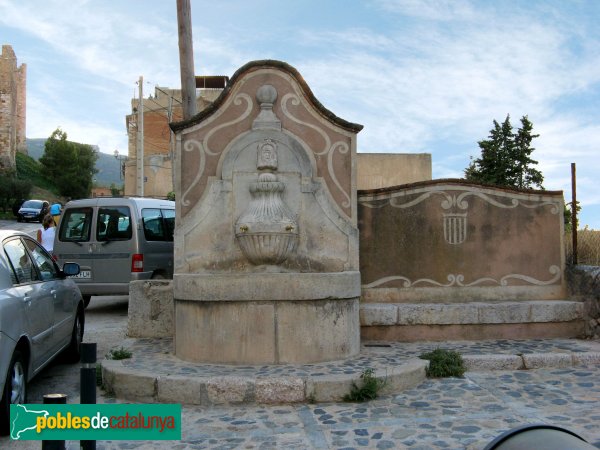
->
[0, 350, 27, 436]
[83, 295, 91, 308]
[64, 307, 84, 363]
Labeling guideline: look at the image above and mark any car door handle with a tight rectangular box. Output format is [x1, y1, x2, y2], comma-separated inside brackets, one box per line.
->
[50, 289, 57, 296]
[23, 294, 31, 303]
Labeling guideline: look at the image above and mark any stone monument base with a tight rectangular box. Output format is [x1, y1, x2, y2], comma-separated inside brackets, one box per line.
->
[173, 272, 361, 364]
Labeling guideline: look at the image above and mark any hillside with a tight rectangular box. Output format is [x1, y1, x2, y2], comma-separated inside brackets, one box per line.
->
[27, 138, 123, 187]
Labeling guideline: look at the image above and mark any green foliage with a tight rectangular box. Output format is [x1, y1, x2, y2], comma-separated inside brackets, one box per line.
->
[564, 201, 581, 233]
[343, 368, 385, 402]
[109, 183, 122, 197]
[166, 191, 175, 201]
[16, 152, 56, 193]
[106, 347, 132, 360]
[96, 363, 103, 387]
[420, 348, 466, 378]
[0, 169, 32, 213]
[40, 128, 98, 199]
[465, 115, 544, 190]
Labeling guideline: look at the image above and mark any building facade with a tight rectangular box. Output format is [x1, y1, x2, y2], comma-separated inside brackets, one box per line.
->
[0, 45, 26, 171]
[124, 76, 227, 198]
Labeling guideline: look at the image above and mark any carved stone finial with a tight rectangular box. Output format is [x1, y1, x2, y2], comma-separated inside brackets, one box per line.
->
[252, 84, 281, 131]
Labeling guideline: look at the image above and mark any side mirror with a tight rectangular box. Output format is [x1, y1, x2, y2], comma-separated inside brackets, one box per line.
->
[62, 262, 81, 277]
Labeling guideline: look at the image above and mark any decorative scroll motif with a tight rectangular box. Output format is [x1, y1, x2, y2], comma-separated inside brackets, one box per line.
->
[362, 265, 562, 289]
[281, 92, 351, 209]
[181, 93, 253, 207]
[360, 188, 561, 214]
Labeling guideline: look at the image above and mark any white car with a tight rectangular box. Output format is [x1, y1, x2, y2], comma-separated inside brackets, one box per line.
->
[0, 230, 84, 435]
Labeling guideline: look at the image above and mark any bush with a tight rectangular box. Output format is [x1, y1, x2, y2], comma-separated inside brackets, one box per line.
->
[420, 348, 465, 378]
[343, 368, 385, 402]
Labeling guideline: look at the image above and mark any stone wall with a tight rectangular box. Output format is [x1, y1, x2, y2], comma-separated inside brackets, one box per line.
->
[567, 265, 600, 338]
[359, 179, 566, 302]
[357, 153, 431, 190]
[0, 45, 26, 171]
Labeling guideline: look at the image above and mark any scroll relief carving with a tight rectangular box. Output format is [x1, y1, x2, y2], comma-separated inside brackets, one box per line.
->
[181, 93, 254, 207]
[281, 92, 351, 210]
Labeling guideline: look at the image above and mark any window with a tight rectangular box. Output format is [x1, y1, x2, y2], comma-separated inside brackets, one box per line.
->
[23, 237, 59, 281]
[60, 208, 93, 242]
[97, 206, 132, 241]
[3, 238, 40, 284]
[142, 208, 175, 241]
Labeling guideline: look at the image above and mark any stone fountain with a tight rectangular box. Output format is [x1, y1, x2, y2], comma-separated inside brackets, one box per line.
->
[170, 60, 363, 364]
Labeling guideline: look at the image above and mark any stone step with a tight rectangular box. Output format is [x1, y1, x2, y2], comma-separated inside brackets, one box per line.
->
[360, 300, 586, 341]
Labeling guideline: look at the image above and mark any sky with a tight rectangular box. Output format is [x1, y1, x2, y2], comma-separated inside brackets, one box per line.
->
[1, 0, 599, 228]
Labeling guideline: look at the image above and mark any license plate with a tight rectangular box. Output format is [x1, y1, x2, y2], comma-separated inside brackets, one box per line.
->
[71, 270, 91, 279]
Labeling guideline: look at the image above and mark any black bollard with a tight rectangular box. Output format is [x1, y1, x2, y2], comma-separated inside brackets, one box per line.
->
[42, 394, 67, 450]
[80, 343, 96, 450]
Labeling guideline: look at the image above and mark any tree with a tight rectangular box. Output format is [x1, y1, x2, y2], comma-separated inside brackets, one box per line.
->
[465, 115, 544, 189]
[40, 128, 98, 199]
[0, 170, 31, 213]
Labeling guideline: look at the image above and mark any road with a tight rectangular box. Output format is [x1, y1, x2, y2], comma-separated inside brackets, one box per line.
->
[0, 219, 129, 448]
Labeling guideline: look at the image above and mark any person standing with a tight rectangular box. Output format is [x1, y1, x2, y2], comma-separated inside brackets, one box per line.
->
[37, 214, 56, 254]
[50, 202, 62, 226]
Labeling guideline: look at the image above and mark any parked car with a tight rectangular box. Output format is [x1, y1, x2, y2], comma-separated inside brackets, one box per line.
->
[16, 199, 50, 223]
[0, 230, 84, 435]
[54, 197, 175, 308]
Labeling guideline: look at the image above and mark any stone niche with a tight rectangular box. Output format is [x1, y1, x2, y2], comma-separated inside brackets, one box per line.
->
[170, 60, 363, 364]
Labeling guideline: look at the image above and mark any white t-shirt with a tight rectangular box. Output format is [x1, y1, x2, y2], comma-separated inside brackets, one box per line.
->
[40, 226, 56, 253]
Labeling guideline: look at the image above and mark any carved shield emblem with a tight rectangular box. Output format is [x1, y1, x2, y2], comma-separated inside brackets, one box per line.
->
[443, 213, 467, 245]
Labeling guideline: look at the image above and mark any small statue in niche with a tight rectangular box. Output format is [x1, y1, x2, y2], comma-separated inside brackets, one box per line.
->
[257, 139, 278, 171]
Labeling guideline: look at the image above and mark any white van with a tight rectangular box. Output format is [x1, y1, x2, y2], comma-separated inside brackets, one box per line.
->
[54, 197, 175, 307]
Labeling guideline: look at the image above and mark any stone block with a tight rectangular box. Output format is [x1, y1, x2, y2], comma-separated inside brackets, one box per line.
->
[397, 303, 478, 325]
[128, 280, 174, 338]
[276, 298, 360, 363]
[306, 374, 354, 402]
[529, 300, 583, 322]
[360, 304, 398, 326]
[175, 301, 276, 364]
[522, 353, 573, 369]
[477, 302, 531, 324]
[101, 360, 156, 402]
[156, 375, 204, 404]
[572, 352, 600, 366]
[255, 377, 305, 404]
[462, 354, 524, 371]
[378, 360, 427, 395]
[206, 376, 255, 405]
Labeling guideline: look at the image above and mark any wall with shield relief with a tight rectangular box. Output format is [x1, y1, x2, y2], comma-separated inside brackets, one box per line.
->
[358, 179, 566, 303]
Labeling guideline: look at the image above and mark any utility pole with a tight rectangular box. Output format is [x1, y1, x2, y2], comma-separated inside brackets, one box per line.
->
[177, 0, 197, 120]
[137, 76, 144, 197]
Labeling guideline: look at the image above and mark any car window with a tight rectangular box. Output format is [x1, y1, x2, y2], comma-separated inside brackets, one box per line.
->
[98, 206, 132, 241]
[22, 200, 43, 209]
[23, 237, 59, 281]
[142, 208, 175, 241]
[3, 238, 41, 284]
[59, 207, 93, 242]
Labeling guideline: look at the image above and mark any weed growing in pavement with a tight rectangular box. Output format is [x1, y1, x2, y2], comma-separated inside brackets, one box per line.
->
[106, 347, 132, 360]
[343, 368, 385, 402]
[420, 348, 465, 378]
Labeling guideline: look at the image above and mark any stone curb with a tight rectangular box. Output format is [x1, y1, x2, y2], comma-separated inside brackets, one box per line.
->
[101, 359, 428, 406]
[101, 351, 600, 406]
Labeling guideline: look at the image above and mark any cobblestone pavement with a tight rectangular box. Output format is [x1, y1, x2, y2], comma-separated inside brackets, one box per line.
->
[94, 364, 600, 449]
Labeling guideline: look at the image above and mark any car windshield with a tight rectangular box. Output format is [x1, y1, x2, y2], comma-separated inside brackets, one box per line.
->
[22, 200, 43, 209]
